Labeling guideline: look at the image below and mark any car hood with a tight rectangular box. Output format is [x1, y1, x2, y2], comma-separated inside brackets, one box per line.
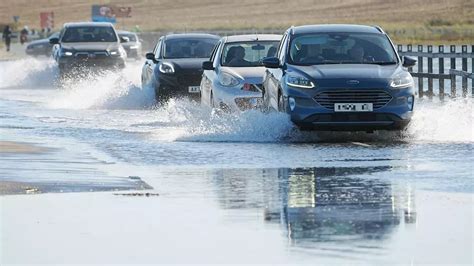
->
[163, 58, 208, 71]
[289, 64, 402, 88]
[290, 64, 400, 80]
[61, 42, 119, 51]
[28, 38, 50, 46]
[220, 66, 266, 84]
[121, 42, 140, 48]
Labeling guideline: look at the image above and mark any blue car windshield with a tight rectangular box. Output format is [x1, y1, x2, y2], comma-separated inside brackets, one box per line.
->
[221, 41, 279, 67]
[163, 38, 218, 59]
[288, 33, 398, 65]
[61, 26, 117, 43]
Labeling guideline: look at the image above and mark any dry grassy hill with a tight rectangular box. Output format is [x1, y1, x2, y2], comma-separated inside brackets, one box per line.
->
[1, 0, 473, 42]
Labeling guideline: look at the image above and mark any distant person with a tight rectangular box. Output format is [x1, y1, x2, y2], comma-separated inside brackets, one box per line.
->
[20, 26, 28, 45]
[2, 25, 12, 52]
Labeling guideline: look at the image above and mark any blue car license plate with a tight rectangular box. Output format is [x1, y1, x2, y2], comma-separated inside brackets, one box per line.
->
[334, 103, 373, 112]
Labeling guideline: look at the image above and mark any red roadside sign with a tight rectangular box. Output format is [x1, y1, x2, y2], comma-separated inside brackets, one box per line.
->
[40, 12, 54, 29]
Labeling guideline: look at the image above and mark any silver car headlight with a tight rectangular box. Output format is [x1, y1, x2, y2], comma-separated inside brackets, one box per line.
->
[391, 73, 414, 88]
[219, 72, 240, 87]
[286, 74, 315, 89]
[159, 62, 175, 74]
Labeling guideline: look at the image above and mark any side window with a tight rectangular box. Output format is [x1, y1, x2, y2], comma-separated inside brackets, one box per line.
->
[278, 33, 288, 62]
[58, 28, 66, 41]
[209, 41, 221, 64]
[154, 38, 163, 59]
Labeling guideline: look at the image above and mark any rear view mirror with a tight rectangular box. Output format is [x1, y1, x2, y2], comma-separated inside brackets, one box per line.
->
[403, 56, 417, 68]
[120, 36, 130, 43]
[262, 57, 280, 68]
[252, 44, 265, 50]
[49, 37, 59, 45]
[202, 61, 214, 70]
[146, 52, 156, 62]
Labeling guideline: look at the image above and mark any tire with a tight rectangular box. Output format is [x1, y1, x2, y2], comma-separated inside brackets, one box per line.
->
[210, 91, 216, 108]
[262, 87, 271, 113]
[278, 93, 285, 112]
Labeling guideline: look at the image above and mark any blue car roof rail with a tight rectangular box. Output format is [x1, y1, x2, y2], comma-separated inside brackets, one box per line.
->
[372, 25, 385, 34]
[289, 26, 295, 35]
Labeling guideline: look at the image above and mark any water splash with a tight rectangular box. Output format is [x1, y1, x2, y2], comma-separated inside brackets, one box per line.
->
[407, 99, 473, 142]
[0, 58, 56, 88]
[48, 62, 155, 110]
[1, 59, 472, 144]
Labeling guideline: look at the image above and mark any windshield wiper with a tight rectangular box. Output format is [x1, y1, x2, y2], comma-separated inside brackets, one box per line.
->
[366, 61, 397, 65]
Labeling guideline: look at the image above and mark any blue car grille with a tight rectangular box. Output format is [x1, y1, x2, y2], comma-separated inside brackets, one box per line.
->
[315, 90, 392, 110]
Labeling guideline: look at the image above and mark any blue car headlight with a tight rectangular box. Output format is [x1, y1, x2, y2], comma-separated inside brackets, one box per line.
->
[391, 73, 414, 88]
[286, 74, 315, 89]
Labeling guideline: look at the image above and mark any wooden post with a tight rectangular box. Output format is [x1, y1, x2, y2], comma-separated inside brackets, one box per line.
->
[427, 45, 433, 99]
[450, 45, 456, 97]
[407, 44, 413, 72]
[462, 45, 468, 97]
[439, 45, 445, 100]
[418, 45, 424, 97]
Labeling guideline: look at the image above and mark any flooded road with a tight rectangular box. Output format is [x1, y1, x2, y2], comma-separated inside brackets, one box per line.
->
[1, 58, 473, 264]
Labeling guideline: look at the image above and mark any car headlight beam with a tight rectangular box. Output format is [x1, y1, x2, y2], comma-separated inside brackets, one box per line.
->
[219, 72, 240, 87]
[286, 75, 315, 89]
[159, 62, 175, 74]
[391, 73, 414, 88]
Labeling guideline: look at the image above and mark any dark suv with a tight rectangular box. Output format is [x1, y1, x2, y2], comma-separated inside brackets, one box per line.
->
[262, 24, 416, 131]
[141, 33, 220, 101]
[50, 22, 127, 77]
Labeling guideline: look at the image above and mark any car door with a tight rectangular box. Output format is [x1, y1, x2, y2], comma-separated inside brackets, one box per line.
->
[143, 37, 162, 88]
[201, 40, 222, 106]
[266, 33, 288, 110]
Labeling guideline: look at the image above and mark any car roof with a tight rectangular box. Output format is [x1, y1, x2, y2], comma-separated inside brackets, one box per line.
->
[116, 30, 137, 35]
[63, 22, 115, 28]
[290, 24, 383, 35]
[223, 34, 282, 43]
[164, 33, 220, 40]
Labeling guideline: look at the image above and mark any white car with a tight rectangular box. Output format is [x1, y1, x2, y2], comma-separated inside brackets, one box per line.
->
[200, 34, 282, 111]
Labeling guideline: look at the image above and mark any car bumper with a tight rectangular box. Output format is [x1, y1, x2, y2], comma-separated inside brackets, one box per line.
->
[285, 87, 414, 131]
[156, 73, 202, 98]
[58, 57, 125, 69]
[213, 83, 263, 111]
[124, 48, 140, 59]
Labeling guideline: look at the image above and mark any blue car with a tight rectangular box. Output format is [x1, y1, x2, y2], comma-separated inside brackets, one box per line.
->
[262, 24, 416, 132]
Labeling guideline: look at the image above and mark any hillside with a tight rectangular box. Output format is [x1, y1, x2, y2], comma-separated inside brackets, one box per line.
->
[1, 0, 473, 42]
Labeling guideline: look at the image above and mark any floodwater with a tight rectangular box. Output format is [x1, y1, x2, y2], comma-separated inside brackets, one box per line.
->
[0, 58, 473, 264]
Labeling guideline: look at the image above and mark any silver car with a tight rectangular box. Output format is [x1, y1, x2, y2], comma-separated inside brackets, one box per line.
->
[201, 34, 282, 111]
[117, 30, 142, 59]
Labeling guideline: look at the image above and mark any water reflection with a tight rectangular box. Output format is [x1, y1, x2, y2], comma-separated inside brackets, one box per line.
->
[212, 167, 416, 251]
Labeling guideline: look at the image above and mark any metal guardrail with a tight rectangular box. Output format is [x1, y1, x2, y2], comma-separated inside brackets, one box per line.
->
[398, 44, 473, 99]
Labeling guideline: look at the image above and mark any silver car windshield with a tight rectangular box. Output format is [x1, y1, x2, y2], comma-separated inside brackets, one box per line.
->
[289, 33, 398, 65]
[221, 41, 279, 67]
[61, 26, 117, 43]
[119, 33, 137, 42]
